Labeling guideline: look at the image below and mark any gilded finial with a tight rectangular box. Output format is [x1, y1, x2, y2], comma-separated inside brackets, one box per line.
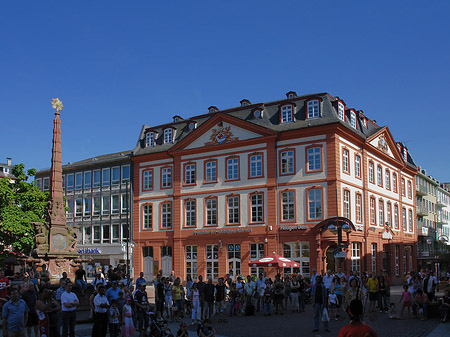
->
[51, 98, 64, 113]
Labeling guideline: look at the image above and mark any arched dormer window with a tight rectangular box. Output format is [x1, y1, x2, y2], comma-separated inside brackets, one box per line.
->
[350, 110, 357, 129]
[306, 99, 320, 118]
[240, 99, 251, 107]
[163, 128, 175, 144]
[338, 102, 345, 121]
[145, 132, 155, 148]
[280, 104, 294, 123]
[286, 91, 297, 99]
[208, 106, 218, 113]
[172, 115, 183, 122]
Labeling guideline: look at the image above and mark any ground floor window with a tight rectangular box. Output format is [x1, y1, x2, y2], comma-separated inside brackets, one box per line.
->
[206, 244, 219, 280]
[351, 242, 361, 273]
[282, 241, 310, 277]
[185, 245, 197, 281]
[371, 243, 377, 273]
[250, 243, 265, 277]
[227, 244, 241, 279]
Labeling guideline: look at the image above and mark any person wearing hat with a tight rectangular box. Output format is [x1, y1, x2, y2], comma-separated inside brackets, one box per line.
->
[106, 280, 120, 303]
[337, 299, 378, 337]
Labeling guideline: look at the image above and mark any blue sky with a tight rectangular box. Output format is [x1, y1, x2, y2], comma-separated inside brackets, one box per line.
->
[1, 1, 449, 181]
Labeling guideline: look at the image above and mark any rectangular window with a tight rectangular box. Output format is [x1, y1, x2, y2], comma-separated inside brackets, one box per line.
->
[122, 224, 129, 240]
[368, 162, 374, 183]
[342, 149, 349, 173]
[350, 111, 356, 128]
[227, 196, 240, 224]
[75, 198, 83, 217]
[401, 178, 406, 196]
[407, 181, 412, 198]
[387, 203, 392, 226]
[112, 195, 120, 214]
[93, 196, 100, 216]
[378, 200, 384, 225]
[186, 246, 198, 281]
[281, 105, 293, 123]
[93, 170, 101, 188]
[143, 204, 152, 229]
[308, 188, 322, 220]
[250, 243, 265, 277]
[394, 205, 399, 229]
[206, 245, 219, 281]
[226, 157, 240, 180]
[385, 170, 390, 189]
[205, 198, 217, 226]
[249, 154, 263, 178]
[84, 198, 91, 216]
[370, 197, 376, 224]
[67, 199, 74, 217]
[343, 190, 350, 219]
[112, 166, 120, 185]
[402, 208, 407, 231]
[102, 195, 110, 215]
[85, 225, 92, 244]
[161, 167, 172, 188]
[371, 243, 377, 273]
[162, 202, 172, 228]
[307, 147, 322, 172]
[377, 166, 382, 187]
[393, 173, 398, 193]
[75, 172, 82, 190]
[280, 150, 295, 174]
[145, 132, 154, 147]
[356, 194, 362, 223]
[185, 200, 196, 227]
[281, 191, 295, 221]
[112, 224, 120, 243]
[205, 160, 217, 183]
[307, 100, 320, 118]
[121, 194, 129, 213]
[355, 155, 361, 178]
[351, 242, 361, 273]
[43, 177, 50, 191]
[121, 165, 130, 183]
[66, 174, 74, 191]
[84, 171, 91, 189]
[164, 129, 173, 144]
[102, 224, 110, 244]
[184, 164, 196, 185]
[250, 193, 263, 223]
[143, 170, 153, 190]
[36, 178, 42, 191]
[408, 209, 413, 232]
[102, 168, 110, 187]
[338, 102, 345, 121]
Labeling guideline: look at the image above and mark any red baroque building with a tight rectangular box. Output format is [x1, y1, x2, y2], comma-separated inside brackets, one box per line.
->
[132, 92, 417, 284]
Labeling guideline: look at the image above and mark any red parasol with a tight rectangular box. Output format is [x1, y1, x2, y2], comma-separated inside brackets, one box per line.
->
[248, 252, 299, 268]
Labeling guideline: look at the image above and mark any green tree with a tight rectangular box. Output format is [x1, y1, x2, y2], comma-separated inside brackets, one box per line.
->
[0, 164, 48, 253]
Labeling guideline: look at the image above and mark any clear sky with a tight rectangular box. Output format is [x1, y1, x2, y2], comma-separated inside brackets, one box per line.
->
[1, 1, 449, 181]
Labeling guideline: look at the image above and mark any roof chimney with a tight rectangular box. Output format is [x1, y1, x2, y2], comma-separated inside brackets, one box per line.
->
[6, 157, 11, 166]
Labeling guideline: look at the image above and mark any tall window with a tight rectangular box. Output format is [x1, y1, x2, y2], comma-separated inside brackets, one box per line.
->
[350, 111, 356, 128]
[394, 204, 399, 229]
[338, 102, 345, 121]
[145, 132, 154, 147]
[368, 161, 374, 183]
[121, 194, 129, 213]
[206, 245, 219, 280]
[355, 155, 361, 178]
[161, 167, 172, 188]
[356, 193, 362, 223]
[402, 207, 407, 231]
[351, 242, 361, 273]
[84, 171, 91, 189]
[283, 242, 311, 277]
[387, 202, 392, 226]
[408, 209, 413, 232]
[103, 224, 110, 243]
[186, 246, 198, 281]
[370, 197, 376, 224]
[164, 128, 173, 144]
[280, 150, 295, 174]
[66, 174, 74, 191]
[112, 195, 120, 214]
[75, 199, 83, 217]
[250, 193, 264, 223]
[75, 172, 82, 190]
[378, 200, 384, 226]
[307, 100, 320, 118]
[43, 177, 50, 191]
[143, 204, 152, 229]
[205, 197, 217, 226]
[343, 190, 350, 219]
[281, 105, 293, 123]
[184, 163, 196, 185]
[227, 196, 240, 224]
[371, 243, 377, 273]
[226, 157, 239, 180]
[121, 165, 130, 183]
[392, 173, 398, 193]
[102, 195, 110, 215]
[342, 149, 349, 173]
[185, 200, 196, 227]
[161, 202, 172, 229]
[377, 165, 383, 186]
[143, 170, 153, 190]
[308, 188, 322, 220]
[281, 191, 295, 221]
[407, 181, 412, 198]
[250, 243, 265, 277]
[401, 178, 406, 196]
[84, 198, 91, 216]
[249, 154, 263, 178]
[112, 167, 120, 185]
[205, 160, 217, 183]
[93, 170, 100, 188]
[93, 197, 100, 216]
[307, 147, 322, 172]
[102, 168, 110, 187]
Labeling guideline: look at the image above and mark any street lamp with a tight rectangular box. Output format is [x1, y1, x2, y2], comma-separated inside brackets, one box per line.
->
[125, 180, 130, 276]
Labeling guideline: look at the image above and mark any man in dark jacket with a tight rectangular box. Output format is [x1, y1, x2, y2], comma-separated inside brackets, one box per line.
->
[311, 275, 329, 333]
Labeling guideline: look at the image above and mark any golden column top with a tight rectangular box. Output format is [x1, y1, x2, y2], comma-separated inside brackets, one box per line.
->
[51, 98, 63, 113]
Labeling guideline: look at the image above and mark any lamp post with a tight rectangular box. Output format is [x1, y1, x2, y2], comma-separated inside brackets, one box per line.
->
[126, 180, 130, 275]
[327, 220, 353, 269]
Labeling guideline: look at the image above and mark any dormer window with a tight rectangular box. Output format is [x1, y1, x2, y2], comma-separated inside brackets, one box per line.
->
[402, 147, 407, 161]
[164, 128, 174, 144]
[280, 105, 294, 123]
[188, 122, 197, 131]
[253, 109, 263, 119]
[145, 132, 155, 147]
[208, 106, 218, 113]
[286, 91, 297, 99]
[307, 100, 320, 118]
[350, 110, 357, 129]
[173, 115, 183, 122]
[240, 99, 251, 107]
[338, 103, 345, 121]
[361, 118, 367, 127]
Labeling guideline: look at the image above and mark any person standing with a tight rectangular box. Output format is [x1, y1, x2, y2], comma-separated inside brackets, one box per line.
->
[190, 282, 201, 325]
[2, 287, 29, 337]
[203, 277, 215, 320]
[377, 270, 388, 313]
[134, 283, 149, 336]
[75, 265, 88, 296]
[366, 273, 379, 313]
[215, 277, 227, 322]
[255, 273, 265, 312]
[60, 282, 79, 337]
[108, 299, 120, 337]
[121, 297, 136, 337]
[36, 288, 60, 337]
[337, 299, 377, 337]
[196, 275, 206, 320]
[135, 272, 146, 289]
[106, 280, 120, 303]
[21, 282, 39, 337]
[92, 285, 109, 337]
[312, 275, 330, 333]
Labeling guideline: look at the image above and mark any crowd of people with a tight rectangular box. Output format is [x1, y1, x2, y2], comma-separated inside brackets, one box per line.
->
[1, 264, 450, 337]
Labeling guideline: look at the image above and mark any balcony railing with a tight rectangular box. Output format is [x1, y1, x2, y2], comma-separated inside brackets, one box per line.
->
[416, 184, 427, 196]
[416, 205, 428, 216]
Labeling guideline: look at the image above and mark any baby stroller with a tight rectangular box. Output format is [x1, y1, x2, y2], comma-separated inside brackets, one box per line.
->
[148, 312, 174, 337]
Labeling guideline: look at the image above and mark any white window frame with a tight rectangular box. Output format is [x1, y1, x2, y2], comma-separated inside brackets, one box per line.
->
[75, 172, 83, 190]
[93, 196, 100, 216]
[205, 161, 217, 183]
[111, 195, 120, 214]
[280, 150, 294, 174]
[393, 173, 398, 193]
[368, 162, 374, 183]
[84, 197, 91, 216]
[377, 166, 382, 186]
[371, 243, 377, 273]
[164, 128, 173, 144]
[355, 155, 361, 178]
[250, 193, 263, 223]
[394, 205, 399, 229]
[395, 245, 400, 276]
[343, 190, 350, 219]
[75, 198, 83, 217]
[249, 154, 263, 178]
[281, 105, 293, 123]
[351, 242, 361, 273]
[145, 132, 155, 147]
[121, 165, 130, 183]
[84, 171, 91, 189]
[161, 167, 172, 188]
[102, 168, 110, 187]
[378, 200, 384, 226]
[307, 100, 320, 118]
[342, 149, 349, 173]
[111, 166, 120, 185]
[250, 243, 265, 277]
[185, 200, 196, 227]
[186, 246, 198, 281]
[206, 244, 219, 281]
[227, 196, 240, 224]
[226, 157, 239, 180]
[350, 111, 356, 128]
[93, 170, 101, 188]
[385, 170, 390, 189]
[185, 164, 195, 185]
[308, 188, 322, 219]
[338, 102, 345, 121]
[121, 194, 129, 213]
[356, 194, 362, 223]
[43, 177, 50, 191]
[206, 198, 217, 226]
[307, 147, 322, 172]
[143, 204, 152, 229]
[143, 170, 153, 190]
[370, 197, 376, 224]
[102, 195, 110, 215]
[161, 202, 172, 229]
[281, 191, 295, 221]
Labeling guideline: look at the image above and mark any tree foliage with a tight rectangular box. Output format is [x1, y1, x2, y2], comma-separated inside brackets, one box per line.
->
[0, 164, 48, 253]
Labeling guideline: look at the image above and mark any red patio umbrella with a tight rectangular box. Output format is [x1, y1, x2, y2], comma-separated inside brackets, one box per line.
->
[248, 252, 299, 268]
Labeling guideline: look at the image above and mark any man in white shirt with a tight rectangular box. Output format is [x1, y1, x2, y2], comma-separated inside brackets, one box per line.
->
[61, 282, 79, 337]
[323, 270, 334, 292]
[92, 285, 110, 337]
[244, 275, 256, 308]
[255, 273, 265, 312]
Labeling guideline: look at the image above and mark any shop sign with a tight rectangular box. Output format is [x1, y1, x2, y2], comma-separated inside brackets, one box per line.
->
[421, 227, 429, 236]
[78, 248, 101, 254]
[279, 225, 308, 231]
[193, 228, 252, 235]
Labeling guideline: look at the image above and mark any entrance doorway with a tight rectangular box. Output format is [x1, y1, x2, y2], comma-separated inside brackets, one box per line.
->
[326, 245, 337, 272]
[143, 246, 153, 281]
[227, 244, 241, 278]
[161, 246, 172, 277]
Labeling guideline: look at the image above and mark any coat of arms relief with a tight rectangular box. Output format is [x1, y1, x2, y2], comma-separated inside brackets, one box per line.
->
[205, 122, 239, 145]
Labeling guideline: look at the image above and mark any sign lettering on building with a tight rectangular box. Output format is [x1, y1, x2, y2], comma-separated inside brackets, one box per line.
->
[192, 228, 252, 235]
[279, 225, 308, 231]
